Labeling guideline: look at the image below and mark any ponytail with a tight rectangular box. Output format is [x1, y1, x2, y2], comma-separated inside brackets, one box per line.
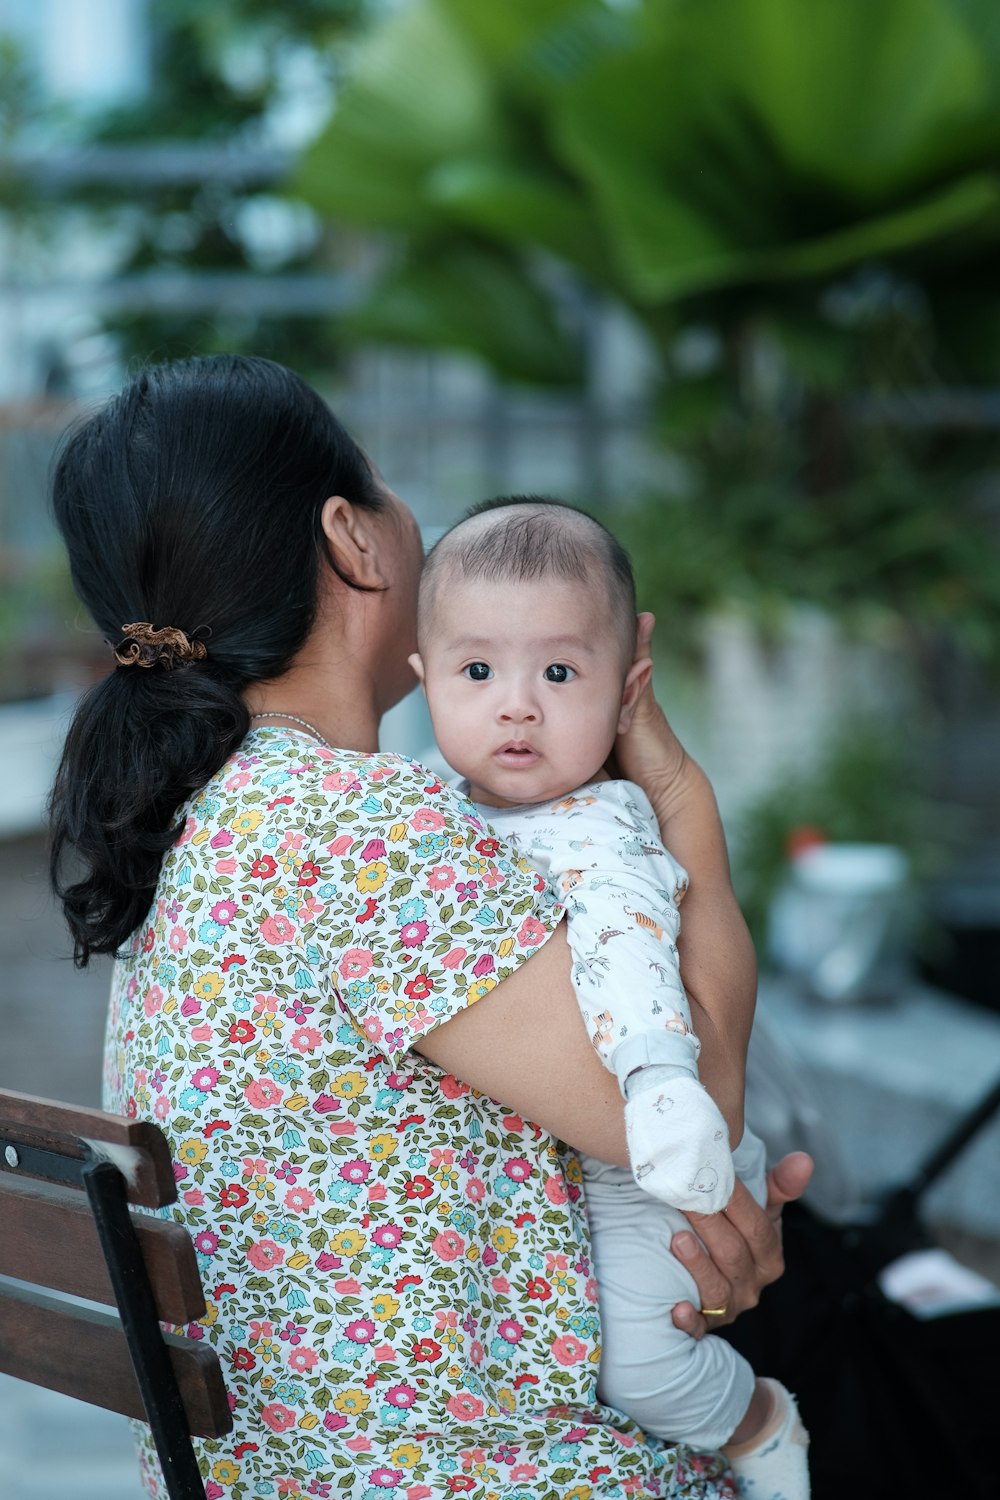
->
[48, 354, 384, 965]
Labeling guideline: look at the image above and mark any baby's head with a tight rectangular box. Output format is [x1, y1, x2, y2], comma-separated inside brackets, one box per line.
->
[409, 496, 650, 808]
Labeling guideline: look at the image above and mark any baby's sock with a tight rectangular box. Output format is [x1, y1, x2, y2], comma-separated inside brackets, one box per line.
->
[623, 1066, 734, 1213]
[723, 1378, 810, 1500]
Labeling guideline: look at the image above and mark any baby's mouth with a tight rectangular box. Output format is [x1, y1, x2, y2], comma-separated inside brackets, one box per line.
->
[495, 741, 539, 765]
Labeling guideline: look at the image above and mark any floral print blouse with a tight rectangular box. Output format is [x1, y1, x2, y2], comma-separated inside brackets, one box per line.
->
[103, 728, 733, 1500]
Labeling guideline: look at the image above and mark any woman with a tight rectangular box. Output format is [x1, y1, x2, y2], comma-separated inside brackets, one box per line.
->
[50, 355, 809, 1500]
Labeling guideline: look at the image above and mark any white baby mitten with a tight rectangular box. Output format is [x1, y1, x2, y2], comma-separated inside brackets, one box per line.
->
[624, 1065, 734, 1213]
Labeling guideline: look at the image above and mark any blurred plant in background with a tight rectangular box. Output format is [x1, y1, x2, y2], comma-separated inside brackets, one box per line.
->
[296, 0, 1000, 672]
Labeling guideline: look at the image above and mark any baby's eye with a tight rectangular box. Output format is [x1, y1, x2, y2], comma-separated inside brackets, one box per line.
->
[544, 663, 575, 683]
[464, 662, 493, 681]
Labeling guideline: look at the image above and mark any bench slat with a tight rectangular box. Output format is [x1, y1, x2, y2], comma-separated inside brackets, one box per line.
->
[0, 1174, 207, 1325]
[0, 1284, 233, 1439]
[0, 1087, 175, 1208]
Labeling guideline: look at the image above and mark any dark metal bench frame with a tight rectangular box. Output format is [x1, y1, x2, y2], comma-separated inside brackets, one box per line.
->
[0, 1087, 232, 1500]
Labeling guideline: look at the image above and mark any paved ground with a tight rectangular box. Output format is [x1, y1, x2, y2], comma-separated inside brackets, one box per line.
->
[1, 832, 998, 1497]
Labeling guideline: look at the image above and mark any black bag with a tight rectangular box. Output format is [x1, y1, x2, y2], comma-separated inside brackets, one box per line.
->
[722, 1076, 1000, 1500]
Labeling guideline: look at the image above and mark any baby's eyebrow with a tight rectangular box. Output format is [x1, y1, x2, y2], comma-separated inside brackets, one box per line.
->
[446, 635, 596, 654]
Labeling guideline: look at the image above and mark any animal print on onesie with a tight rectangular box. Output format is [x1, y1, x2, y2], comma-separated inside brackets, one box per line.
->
[483, 779, 735, 1213]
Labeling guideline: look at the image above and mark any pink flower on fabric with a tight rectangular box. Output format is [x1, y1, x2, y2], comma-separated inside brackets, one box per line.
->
[360, 839, 386, 862]
[210, 899, 237, 924]
[168, 926, 189, 952]
[498, 1318, 523, 1345]
[440, 946, 467, 970]
[372, 1224, 403, 1249]
[471, 954, 494, 979]
[192, 1067, 219, 1092]
[517, 915, 547, 948]
[291, 1026, 322, 1053]
[345, 1318, 375, 1344]
[552, 1333, 588, 1365]
[400, 920, 429, 948]
[439, 1075, 470, 1100]
[260, 1402, 295, 1433]
[143, 986, 163, 1018]
[260, 913, 296, 945]
[327, 834, 353, 855]
[322, 1411, 347, 1432]
[288, 1346, 318, 1372]
[385, 1382, 417, 1408]
[340, 1160, 370, 1184]
[339, 947, 373, 980]
[446, 1393, 485, 1421]
[370, 1471, 403, 1489]
[322, 772, 360, 793]
[409, 807, 445, 832]
[215, 857, 237, 876]
[210, 829, 233, 850]
[246, 1239, 285, 1272]
[362, 1015, 384, 1043]
[504, 1156, 532, 1182]
[284, 1186, 316, 1214]
[245, 1078, 283, 1109]
[427, 864, 455, 890]
[431, 1229, 464, 1262]
[543, 1174, 568, 1205]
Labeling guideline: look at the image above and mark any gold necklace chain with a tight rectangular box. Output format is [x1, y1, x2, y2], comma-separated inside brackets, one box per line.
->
[249, 712, 330, 747]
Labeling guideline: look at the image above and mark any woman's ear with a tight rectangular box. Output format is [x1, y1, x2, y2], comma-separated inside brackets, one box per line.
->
[408, 652, 426, 686]
[320, 495, 386, 589]
[617, 656, 653, 734]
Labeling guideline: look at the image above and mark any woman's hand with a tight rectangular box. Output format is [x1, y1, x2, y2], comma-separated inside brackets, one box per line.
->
[670, 1152, 814, 1338]
[612, 613, 688, 798]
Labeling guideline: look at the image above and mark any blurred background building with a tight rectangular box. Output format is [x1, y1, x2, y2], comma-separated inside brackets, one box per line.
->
[1, 2, 999, 1491]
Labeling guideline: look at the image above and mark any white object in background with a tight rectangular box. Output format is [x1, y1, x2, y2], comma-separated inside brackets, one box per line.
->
[768, 842, 911, 1004]
[879, 1248, 1000, 1319]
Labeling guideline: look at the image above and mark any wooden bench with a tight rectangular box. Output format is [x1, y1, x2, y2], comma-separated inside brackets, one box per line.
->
[0, 1087, 232, 1500]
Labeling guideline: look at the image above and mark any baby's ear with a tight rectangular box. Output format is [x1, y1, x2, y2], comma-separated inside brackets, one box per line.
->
[408, 652, 426, 686]
[617, 656, 652, 733]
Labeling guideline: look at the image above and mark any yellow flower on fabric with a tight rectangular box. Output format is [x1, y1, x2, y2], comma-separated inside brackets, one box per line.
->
[373, 1292, 400, 1321]
[355, 862, 388, 894]
[562, 1487, 592, 1500]
[369, 1132, 398, 1161]
[496, 1386, 516, 1413]
[232, 810, 263, 835]
[391, 1443, 421, 1468]
[211, 1459, 239, 1486]
[329, 1229, 365, 1257]
[200, 1301, 219, 1328]
[330, 1070, 368, 1099]
[497, 937, 515, 959]
[194, 972, 223, 1002]
[466, 975, 498, 1002]
[564, 1155, 584, 1185]
[388, 822, 408, 842]
[333, 1388, 369, 1415]
[177, 1137, 207, 1167]
[491, 1226, 517, 1254]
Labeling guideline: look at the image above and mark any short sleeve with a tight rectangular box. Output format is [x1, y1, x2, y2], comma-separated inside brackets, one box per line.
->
[307, 756, 562, 1068]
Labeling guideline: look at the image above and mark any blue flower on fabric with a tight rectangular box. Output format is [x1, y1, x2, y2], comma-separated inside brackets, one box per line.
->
[490, 1337, 514, 1360]
[472, 904, 497, 926]
[327, 1180, 361, 1205]
[178, 1087, 204, 1112]
[493, 1176, 519, 1199]
[332, 1339, 365, 1364]
[398, 897, 427, 925]
[197, 920, 225, 944]
[361, 795, 383, 815]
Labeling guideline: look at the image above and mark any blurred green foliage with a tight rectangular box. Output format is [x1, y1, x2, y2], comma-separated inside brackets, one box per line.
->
[298, 0, 1000, 665]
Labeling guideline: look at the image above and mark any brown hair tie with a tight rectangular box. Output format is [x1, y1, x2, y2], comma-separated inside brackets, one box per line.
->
[112, 622, 207, 669]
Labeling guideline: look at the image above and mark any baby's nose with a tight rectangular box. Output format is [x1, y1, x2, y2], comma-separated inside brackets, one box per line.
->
[497, 691, 540, 724]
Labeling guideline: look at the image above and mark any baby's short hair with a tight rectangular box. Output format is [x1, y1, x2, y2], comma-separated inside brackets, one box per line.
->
[420, 495, 637, 663]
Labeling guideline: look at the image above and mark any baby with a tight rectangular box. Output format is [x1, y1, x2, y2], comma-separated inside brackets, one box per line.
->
[409, 497, 809, 1499]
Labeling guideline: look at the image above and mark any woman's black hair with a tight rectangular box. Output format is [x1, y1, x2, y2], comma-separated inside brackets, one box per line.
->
[48, 354, 385, 966]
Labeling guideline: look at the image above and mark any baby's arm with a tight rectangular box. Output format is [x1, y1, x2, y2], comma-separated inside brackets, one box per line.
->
[491, 783, 734, 1213]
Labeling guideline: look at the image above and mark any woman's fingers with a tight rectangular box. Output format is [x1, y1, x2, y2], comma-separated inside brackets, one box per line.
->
[668, 1155, 815, 1340]
[765, 1150, 814, 1221]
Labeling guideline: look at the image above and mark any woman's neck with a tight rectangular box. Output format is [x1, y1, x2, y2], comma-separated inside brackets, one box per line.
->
[244, 658, 381, 754]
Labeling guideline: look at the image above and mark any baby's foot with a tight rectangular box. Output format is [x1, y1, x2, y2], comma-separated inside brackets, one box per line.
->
[624, 1072, 734, 1213]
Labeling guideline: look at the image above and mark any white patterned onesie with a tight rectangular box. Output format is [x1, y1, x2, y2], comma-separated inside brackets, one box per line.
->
[484, 778, 767, 1448]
